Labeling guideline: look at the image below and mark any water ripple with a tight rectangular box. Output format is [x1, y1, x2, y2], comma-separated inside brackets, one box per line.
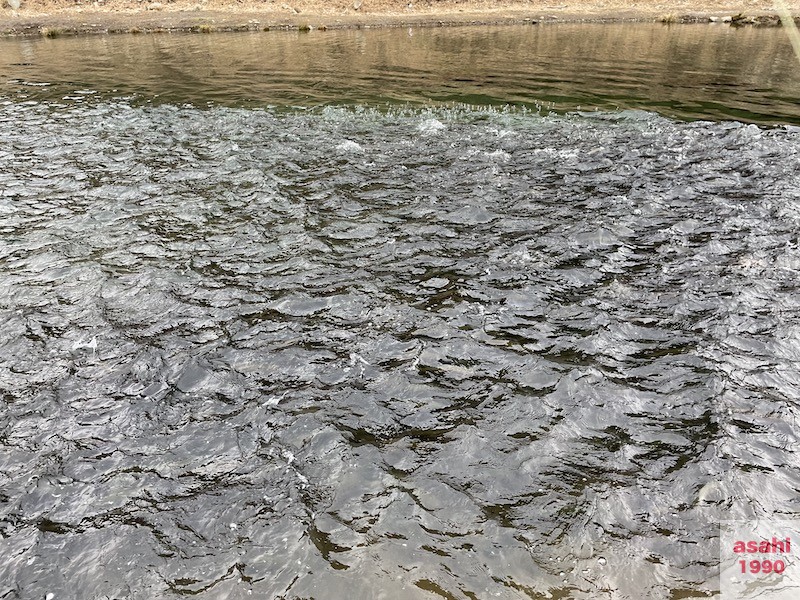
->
[1, 103, 800, 599]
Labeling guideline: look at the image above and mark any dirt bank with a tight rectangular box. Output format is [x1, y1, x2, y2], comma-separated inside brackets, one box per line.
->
[1, 0, 799, 36]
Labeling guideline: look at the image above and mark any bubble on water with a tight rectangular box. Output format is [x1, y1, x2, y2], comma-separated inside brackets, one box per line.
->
[417, 118, 446, 135]
[336, 139, 363, 153]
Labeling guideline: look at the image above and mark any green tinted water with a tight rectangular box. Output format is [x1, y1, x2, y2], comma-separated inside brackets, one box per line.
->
[2, 23, 800, 123]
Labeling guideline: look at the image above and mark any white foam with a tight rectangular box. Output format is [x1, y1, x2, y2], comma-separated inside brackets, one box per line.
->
[417, 118, 446, 135]
[349, 353, 370, 366]
[71, 336, 97, 358]
[336, 140, 364, 153]
[265, 391, 287, 406]
[486, 149, 510, 161]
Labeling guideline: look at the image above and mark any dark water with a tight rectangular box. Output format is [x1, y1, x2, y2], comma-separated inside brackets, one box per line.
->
[2, 24, 800, 600]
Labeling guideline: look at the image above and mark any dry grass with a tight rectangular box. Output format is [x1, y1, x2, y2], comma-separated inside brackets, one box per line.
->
[4, 0, 800, 39]
[39, 25, 64, 36]
[10, 0, 800, 17]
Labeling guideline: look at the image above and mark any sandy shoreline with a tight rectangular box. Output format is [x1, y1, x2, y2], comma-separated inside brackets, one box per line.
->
[1, 0, 799, 36]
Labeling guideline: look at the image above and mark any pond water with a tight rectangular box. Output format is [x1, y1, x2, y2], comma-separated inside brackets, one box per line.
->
[1, 24, 800, 600]
[3, 23, 800, 122]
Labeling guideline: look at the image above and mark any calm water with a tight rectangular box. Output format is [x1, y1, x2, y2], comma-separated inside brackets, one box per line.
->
[1, 24, 800, 600]
[2, 24, 800, 122]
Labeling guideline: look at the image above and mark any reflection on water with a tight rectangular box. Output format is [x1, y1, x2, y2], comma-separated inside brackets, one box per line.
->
[2, 21, 800, 600]
[1, 101, 800, 599]
[2, 23, 800, 123]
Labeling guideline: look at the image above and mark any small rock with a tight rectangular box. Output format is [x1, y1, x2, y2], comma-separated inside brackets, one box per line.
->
[7, 0, 21, 8]
[709, 16, 719, 22]
[353, 0, 362, 9]
[722, 15, 732, 22]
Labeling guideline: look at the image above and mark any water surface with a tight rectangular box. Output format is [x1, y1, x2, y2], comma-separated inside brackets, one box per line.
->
[1, 23, 800, 600]
[2, 23, 800, 122]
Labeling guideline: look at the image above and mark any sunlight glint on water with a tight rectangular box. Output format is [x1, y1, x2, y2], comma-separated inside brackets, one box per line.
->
[1, 23, 800, 600]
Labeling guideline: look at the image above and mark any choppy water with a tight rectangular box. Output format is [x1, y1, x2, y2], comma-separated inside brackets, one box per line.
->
[2, 24, 800, 600]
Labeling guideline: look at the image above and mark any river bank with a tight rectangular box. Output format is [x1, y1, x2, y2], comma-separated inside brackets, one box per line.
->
[1, 0, 799, 36]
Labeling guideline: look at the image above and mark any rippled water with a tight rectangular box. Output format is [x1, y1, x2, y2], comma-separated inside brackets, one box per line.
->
[2, 24, 800, 600]
[2, 24, 800, 122]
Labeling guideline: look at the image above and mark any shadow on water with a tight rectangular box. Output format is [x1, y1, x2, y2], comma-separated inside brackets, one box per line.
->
[1, 23, 800, 123]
